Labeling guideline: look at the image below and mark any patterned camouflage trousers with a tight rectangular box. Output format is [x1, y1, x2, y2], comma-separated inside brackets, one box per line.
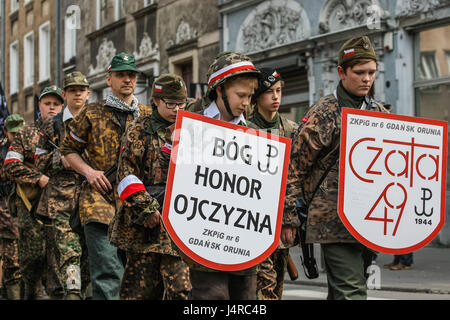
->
[17, 205, 82, 299]
[256, 248, 289, 300]
[0, 238, 21, 293]
[120, 251, 191, 300]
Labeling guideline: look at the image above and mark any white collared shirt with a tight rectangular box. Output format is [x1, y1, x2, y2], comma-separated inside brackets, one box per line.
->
[203, 101, 247, 125]
[63, 107, 74, 122]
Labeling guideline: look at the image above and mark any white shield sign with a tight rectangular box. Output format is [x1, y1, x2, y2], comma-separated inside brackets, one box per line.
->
[163, 110, 291, 271]
[339, 108, 448, 254]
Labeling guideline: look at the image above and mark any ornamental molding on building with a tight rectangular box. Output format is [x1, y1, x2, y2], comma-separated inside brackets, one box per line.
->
[167, 20, 199, 48]
[88, 38, 117, 76]
[319, 0, 388, 34]
[133, 32, 160, 61]
[176, 20, 198, 45]
[236, 0, 311, 54]
[395, 0, 450, 17]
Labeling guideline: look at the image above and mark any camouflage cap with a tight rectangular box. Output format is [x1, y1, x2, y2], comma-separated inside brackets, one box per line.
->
[205, 51, 260, 102]
[107, 52, 139, 73]
[39, 85, 64, 103]
[63, 71, 90, 89]
[5, 114, 25, 133]
[338, 36, 377, 66]
[254, 68, 282, 99]
[152, 73, 187, 101]
[206, 51, 260, 90]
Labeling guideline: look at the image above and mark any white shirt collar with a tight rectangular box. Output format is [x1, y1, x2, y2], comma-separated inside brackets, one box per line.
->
[203, 101, 246, 125]
[63, 107, 74, 122]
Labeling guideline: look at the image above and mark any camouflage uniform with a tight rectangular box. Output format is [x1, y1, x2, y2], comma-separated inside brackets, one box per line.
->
[34, 106, 86, 299]
[283, 36, 389, 300]
[247, 68, 299, 300]
[60, 100, 152, 226]
[4, 119, 47, 299]
[185, 52, 261, 300]
[0, 131, 21, 299]
[110, 74, 191, 300]
[60, 54, 152, 300]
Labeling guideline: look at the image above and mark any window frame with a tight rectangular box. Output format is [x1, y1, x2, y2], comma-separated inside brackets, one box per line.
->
[24, 30, 35, 88]
[9, 40, 19, 94]
[10, 0, 19, 13]
[39, 21, 51, 83]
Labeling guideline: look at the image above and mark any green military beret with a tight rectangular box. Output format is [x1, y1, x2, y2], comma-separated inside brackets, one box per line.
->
[5, 114, 25, 133]
[151, 74, 187, 101]
[107, 52, 139, 73]
[39, 85, 64, 103]
[64, 71, 90, 89]
[338, 36, 377, 66]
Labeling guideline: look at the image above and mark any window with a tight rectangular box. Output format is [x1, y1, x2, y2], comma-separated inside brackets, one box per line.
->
[419, 52, 440, 80]
[115, 0, 123, 21]
[39, 21, 51, 82]
[64, 15, 77, 63]
[446, 51, 450, 75]
[24, 31, 34, 88]
[144, 0, 154, 6]
[9, 41, 19, 94]
[10, 0, 19, 13]
[96, 0, 107, 29]
[414, 24, 450, 190]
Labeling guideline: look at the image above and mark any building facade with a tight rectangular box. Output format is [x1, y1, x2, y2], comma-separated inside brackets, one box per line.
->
[70, 0, 218, 105]
[157, 0, 219, 98]
[3, 0, 60, 123]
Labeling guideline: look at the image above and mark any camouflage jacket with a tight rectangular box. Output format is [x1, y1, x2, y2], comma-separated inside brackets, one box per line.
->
[247, 113, 299, 140]
[34, 108, 84, 219]
[283, 94, 389, 244]
[248, 113, 299, 249]
[4, 120, 44, 214]
[109, 113, 180, 255]
[60, 100, 152, 226]
[0, 139, 18, 239]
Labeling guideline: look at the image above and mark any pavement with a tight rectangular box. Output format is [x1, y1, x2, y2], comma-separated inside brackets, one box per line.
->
[286, 243, 450, 295]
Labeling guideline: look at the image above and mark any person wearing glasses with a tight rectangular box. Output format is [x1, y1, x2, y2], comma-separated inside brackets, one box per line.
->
[109, 74, 191, 300]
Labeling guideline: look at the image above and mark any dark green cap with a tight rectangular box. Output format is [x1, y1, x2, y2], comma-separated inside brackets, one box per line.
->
[39, 85, 64, 103]
[64, 71, 90, 89]
[338, 36, 377, 66]
[107, 52, 139, 73]
[5, 114, 25, 133]
[152, 74, 187, 101]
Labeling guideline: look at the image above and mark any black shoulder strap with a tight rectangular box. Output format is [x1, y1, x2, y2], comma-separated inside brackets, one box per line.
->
[140, 132, 152, 182]
[304, 149, 340, 208]
[53, 112, 64, 140]
[113, 110, 130, 135]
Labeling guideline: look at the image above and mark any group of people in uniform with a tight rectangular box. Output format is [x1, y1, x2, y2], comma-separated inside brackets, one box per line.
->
[0, 34, 388, 300]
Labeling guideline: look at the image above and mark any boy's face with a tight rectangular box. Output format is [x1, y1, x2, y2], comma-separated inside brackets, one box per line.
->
[39, 95, 64, 121]
[217, 78, 256, 119]
[338, 60, 377, 97]
[154, 97, 186, 123]
[63, 86, 90, 109]
[257, 81, 282, 113]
